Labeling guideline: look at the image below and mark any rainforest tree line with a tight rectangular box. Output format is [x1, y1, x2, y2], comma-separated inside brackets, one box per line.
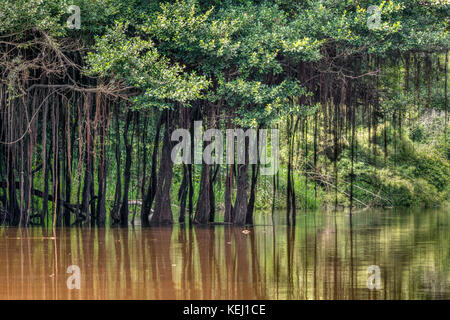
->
[0, 0, 448, 227]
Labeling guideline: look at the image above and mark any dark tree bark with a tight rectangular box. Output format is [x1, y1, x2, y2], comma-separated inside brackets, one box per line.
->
[41, 99, 49, 226]
[141, 111, 163, 226]
[178, 164, 188, 223]
[233, 137, 249, 226]
[110, 102, 122, 225]
[246, 128, 260, 225]
[81, 95, 94, 225]
[96, 95, 107, 227]
[209, 164, 219, 223]
[119, 110, 133, 227]
[350, 96, 356, 210]
[194, 108, 212, 225]
[224, 164, 233, 223]
[150, 110, 175, 225]
[194, 160, 210, 224]
[286, 116, 297, 225]
[233, 162, 249, 226]
[246, 162, 259, 225]
[63, 98, 73, 227]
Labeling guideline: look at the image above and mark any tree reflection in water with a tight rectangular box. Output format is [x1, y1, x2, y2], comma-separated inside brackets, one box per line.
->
[0, 208, 448, 299]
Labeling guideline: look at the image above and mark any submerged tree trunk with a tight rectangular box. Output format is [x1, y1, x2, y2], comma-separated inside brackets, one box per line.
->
[151, 110, 175, 225]
[96, 94, 107, 227]
[233, 137, 249, 226]
[350, 103, 356, 210]
[178, 107, 190, 224]
[110, 102, 122, 225]
[286, 116, 297, 225]
[41, 99, 49, 226]
[178, 164, 188, 223]
[224, 164, 233, 223]
[246, 162, 259, 225]
[119, 110, 133, 227]
[224, 116, 234, 223]
[209, 165, 219, 223]
[141, 111, 163, 226]
[194, 160, 211, 224]
[194, 107, 213, 225]
[81, 96, 93, 225]
[233, 164, 249, 226]
[246, 127, 261, 225]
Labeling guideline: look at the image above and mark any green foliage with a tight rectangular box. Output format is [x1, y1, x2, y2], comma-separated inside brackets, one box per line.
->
[0, 0, 67, 36]
[85, 22, 210, 109]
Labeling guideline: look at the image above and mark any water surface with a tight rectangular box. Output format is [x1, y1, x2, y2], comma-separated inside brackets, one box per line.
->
[0, 208, 448, 299]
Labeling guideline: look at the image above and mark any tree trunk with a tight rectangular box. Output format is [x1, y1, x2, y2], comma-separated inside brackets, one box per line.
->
[194, 160, 210, 224]
[246, 162, 259, 225]
[119, 110, 133, 227]
[178, 164, 188, 223]
[141, 111, 163, 226]
[233, 138, 249, 226]
[151, 110, 175, 225]
[224, 164, 233, 223]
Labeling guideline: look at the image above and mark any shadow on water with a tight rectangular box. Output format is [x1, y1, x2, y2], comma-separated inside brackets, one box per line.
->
[0, 208, 448, 299]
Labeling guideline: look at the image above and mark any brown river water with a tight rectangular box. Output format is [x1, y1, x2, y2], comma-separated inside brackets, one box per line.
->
[0, 208, 448, 300]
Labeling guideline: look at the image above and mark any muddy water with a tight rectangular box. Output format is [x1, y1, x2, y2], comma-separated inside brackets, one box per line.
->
[0, 208, 448, 300]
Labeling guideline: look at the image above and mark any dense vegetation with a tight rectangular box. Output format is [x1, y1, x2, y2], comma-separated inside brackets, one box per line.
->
[0, 0, 448, 227]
